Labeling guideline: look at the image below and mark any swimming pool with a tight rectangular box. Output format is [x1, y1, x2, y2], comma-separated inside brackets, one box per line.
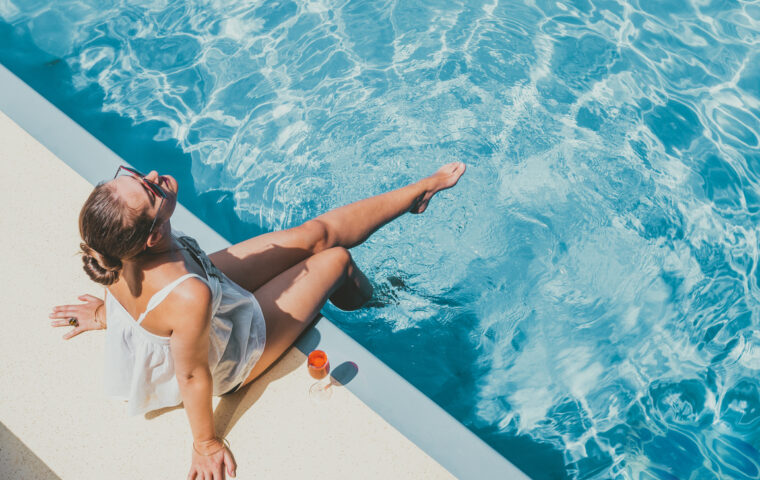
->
[2, 1, 759, 478]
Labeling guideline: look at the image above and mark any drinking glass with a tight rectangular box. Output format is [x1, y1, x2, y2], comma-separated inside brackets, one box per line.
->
[307, 350, 333, 402]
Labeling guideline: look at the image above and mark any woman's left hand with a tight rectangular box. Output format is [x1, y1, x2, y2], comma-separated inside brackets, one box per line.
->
[49, 294, 105, 340]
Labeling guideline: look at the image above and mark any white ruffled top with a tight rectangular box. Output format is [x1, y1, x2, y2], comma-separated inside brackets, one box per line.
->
[102, 230, 266, 416]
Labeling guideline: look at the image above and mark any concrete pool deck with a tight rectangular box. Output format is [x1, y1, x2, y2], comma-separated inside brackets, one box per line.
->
[0, 64, 528, 479]
[0, 110, 456, 479]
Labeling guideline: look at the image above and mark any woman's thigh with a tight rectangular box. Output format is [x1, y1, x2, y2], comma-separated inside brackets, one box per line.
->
[208, 220, 329, 293]
[238, 246, 351, 387]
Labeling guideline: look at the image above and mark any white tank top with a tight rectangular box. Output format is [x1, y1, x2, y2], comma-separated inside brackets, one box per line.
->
[103, 229, 267, 416]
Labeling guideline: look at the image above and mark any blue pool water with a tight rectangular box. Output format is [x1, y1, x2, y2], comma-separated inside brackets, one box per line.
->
[3, 1, 760, 478]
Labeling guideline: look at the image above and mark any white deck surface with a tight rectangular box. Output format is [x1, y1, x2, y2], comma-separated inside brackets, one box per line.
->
[0, 110, 455, 480]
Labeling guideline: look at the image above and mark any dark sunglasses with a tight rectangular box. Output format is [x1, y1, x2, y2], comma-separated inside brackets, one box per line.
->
[113, 165, 168, 233]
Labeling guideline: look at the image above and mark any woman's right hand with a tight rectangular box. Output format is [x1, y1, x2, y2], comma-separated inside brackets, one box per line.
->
[49, 294, 106, 340]
[189, 438, 237, 480]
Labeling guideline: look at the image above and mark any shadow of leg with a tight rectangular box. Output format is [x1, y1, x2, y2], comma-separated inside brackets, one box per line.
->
[144, 403, 184, 420]
[214, 344, 309, 438]
[149, 320, 325, 438]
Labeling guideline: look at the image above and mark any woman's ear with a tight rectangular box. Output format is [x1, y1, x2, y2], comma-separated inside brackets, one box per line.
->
[145, 220, 171, 249]
[145, 229, 164, 249]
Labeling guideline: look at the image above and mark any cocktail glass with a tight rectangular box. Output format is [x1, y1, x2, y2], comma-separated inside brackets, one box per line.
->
[307, 350, 333, 402]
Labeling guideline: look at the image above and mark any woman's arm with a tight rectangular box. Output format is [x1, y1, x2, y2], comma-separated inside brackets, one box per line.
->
[168, 279, 236, 479]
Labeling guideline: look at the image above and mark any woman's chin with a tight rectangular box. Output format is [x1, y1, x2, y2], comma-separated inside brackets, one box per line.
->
[162, 174, 179, 194]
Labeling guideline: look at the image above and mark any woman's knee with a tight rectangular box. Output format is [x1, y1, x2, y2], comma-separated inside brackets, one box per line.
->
[300, 219, 332, 254]
[321, 246, 352, 272]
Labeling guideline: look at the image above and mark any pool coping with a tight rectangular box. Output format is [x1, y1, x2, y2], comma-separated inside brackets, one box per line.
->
[0, 63, 527, 480]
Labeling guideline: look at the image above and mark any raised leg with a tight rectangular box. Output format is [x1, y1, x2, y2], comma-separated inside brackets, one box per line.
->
[209, 162, 466, 293]
[311, 161, 467, 250]
[209, 221, 330, 293]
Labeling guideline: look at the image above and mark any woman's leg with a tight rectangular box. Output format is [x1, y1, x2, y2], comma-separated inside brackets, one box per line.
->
[309, 161, 466, 250]
[329, 254, 374, 311]
[237, 246, 356, 387]
[210, 162, 466, 293]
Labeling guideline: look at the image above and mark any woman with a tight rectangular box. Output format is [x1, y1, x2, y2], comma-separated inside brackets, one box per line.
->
[50, 161, 466, 479]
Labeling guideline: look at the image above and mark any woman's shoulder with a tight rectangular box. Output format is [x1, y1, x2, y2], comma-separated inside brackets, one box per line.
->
[172, 274, 212, 301]
[156, 279, 213, 338]
[142, 268, 213, 316]
[162, 275, 214, 325]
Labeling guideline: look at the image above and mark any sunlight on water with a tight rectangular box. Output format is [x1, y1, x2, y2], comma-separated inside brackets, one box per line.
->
[2, 0, 760, 477]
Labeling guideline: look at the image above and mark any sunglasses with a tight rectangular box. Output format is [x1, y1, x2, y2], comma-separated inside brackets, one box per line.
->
[113, 165, 168, 233]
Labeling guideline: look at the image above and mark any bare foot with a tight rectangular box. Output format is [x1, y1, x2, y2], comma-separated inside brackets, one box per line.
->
[410, 162, 467, 214]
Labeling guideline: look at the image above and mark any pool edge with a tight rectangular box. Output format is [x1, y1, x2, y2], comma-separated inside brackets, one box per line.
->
[0, 63, 528, 480]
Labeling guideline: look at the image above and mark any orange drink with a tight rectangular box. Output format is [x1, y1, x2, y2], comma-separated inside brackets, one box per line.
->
[308, 350, 330, 380]
[307, 350, 333, 402]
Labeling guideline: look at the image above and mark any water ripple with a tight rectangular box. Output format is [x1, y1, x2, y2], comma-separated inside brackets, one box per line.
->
[3, 0, 760, 477]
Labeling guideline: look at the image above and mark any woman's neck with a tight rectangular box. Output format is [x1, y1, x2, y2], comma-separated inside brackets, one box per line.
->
[144, 221, 176, 255]
[144, 235, 177, 256]
[120, 223, 180, 275]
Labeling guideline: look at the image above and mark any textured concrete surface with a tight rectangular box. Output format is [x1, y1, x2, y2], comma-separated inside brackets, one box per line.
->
[0, 111, 454, 480]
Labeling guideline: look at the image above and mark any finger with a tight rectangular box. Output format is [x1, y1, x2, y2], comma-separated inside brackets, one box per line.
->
[52, 304, 83, 311]
[187, 468, 196, 480]
[49, 310, 80, 319]
[51, 315, 81, 328]
[50, 320, 75, 328]
[49, 307, 78, 317]
[63, 328, 83, 340]
[78, 294, 100, 303]
[224, 450, 237, 477]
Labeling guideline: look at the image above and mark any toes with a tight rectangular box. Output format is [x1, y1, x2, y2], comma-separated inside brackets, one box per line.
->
[440, 162, 466, 187]
[450, 162, 466, 179]
[444, 161, 465, 177]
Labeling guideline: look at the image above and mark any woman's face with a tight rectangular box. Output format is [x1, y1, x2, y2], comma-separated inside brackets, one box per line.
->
[110, 170, 179, 231]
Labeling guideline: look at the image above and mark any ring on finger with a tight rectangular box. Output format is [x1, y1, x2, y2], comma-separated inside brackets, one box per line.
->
[68, 317, 79, 327]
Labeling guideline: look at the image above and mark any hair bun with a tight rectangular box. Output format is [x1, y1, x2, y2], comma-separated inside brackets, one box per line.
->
[80, 242, 121, 285]
[79, 182, 154, 287]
